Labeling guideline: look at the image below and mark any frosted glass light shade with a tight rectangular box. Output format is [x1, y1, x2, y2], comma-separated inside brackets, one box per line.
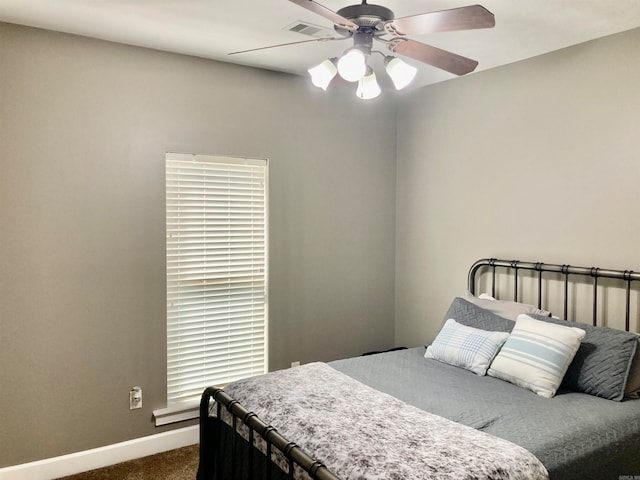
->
[308, 59, 338, 90]
[337, 49, 367, 82]
[356, 70, 381, 100]
[385, 57, 418, 90]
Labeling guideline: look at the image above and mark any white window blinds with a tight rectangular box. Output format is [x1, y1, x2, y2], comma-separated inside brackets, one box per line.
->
[165, 153, 268, 406]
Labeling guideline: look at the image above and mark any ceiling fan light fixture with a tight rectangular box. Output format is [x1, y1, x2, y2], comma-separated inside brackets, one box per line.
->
[356, 68, 381, 100]
[235, 2, 496, 97]
[337, 48, 367, 82]
[308, 58, 338, 90]
[385, 57, 418, 90]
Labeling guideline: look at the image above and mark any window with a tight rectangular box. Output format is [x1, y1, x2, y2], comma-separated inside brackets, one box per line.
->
[161, 153, 268, 419]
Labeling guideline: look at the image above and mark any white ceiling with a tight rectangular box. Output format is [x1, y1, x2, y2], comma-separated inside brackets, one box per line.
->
[1, 0, 639, 89]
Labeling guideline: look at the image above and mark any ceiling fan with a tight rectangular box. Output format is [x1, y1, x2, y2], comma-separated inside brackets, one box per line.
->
[230, 0, 495, 99]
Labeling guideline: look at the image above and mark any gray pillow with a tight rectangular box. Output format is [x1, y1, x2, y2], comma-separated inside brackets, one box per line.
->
[462, 290, 551, 320]
[625, 339, 640, 398]
[531, 314, 638, 401]
[443, 298, 638, 401]
[442, 297, 514, 333]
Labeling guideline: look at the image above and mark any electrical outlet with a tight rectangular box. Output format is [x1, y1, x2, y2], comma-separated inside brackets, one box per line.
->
[291, 361, 301, 368]
[130, 386, 142, 410]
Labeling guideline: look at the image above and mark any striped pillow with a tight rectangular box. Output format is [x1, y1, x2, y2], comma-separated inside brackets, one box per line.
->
[488, 315, 586, 398]
[425, 319, 509, 375]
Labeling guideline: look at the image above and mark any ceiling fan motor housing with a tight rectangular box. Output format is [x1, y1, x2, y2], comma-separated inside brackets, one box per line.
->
[334, 1, 394, 36]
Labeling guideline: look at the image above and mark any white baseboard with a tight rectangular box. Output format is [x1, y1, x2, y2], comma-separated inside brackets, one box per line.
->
[0, 425, 199, 480]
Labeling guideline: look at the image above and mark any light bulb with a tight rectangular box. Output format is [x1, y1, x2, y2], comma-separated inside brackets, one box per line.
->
[337, 49, 367, 82]
[356, 69, 381, 100]
[385, 57, 418, 90]
[308, 58, 338, 91]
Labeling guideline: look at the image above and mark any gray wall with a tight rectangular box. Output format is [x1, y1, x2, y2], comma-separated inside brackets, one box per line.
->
[0, 22, 397, 466]
[395, 27, 640, 347]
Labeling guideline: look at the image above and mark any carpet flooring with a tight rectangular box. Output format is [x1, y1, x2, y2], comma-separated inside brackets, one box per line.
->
[55, 444, 199, 480]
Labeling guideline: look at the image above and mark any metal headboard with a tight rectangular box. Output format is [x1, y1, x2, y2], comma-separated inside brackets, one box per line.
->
[468, 258, 640, 332]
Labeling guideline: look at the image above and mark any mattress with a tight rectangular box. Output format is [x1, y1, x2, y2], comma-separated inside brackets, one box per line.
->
[329, 347, 640, 480]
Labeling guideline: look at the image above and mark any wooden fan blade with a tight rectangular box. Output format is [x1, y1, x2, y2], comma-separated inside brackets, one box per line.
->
[389, 39, 478, 76]
[387, 5, 495, 36]
[229, 37, 344, 55]
[289, 0, 358, 30]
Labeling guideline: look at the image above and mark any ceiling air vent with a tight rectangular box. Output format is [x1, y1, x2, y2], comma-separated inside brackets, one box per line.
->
[284, 21, 335, 38]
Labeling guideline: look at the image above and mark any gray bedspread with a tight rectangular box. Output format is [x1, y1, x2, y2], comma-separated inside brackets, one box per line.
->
[222, 362, 548, 480]
[330, 347, 640, 480]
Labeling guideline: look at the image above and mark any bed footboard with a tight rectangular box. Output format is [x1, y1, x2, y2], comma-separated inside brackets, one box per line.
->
[197, 386, 341, 480]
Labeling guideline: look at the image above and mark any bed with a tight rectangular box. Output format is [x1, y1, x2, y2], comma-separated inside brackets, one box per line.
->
[197, 258, 640, 480]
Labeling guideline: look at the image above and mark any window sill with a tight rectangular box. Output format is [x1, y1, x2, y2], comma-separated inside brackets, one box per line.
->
[153, 401, 200, 426]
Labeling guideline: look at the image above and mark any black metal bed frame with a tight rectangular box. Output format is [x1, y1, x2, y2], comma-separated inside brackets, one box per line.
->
[198, 257, 640, 480]
[198, 386, 341, 480]
[468, 258, 640, 332]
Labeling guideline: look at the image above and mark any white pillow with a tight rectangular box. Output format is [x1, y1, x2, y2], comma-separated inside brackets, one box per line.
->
[463, 291, 551, 321]
[488, 314, 586, 398]
[478, 293, 497, 300]
[425, 319, 509, 376]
